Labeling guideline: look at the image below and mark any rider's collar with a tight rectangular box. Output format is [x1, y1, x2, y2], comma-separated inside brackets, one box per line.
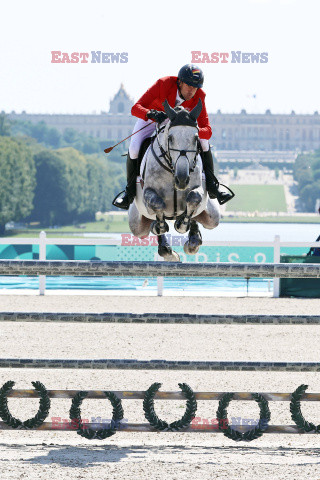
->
[176, 86, 185, 103]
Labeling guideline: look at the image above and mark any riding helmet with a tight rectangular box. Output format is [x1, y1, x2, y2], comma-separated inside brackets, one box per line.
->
[178, 64, 204, 88]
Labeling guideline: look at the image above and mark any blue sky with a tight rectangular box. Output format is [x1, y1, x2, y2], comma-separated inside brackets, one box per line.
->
[1, 0, 319, 114]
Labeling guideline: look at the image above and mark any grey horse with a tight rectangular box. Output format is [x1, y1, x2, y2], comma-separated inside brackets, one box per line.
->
[128, 99, 220, 261]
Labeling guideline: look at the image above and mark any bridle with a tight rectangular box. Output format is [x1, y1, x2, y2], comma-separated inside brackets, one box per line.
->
[154, 123, 201, 175]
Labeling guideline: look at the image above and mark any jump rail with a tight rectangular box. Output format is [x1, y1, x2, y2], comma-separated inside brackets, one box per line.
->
[0, 422, 311, 434]
[5, 389, 320, 401]
[0, 384, 319, 437]
[1, 312, 320, 324]
[0, 358, 319, 371]
[0, 260, 320, 278]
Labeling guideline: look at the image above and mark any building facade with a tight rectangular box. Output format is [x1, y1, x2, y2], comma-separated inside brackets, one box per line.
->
[7, 84, 320, 153]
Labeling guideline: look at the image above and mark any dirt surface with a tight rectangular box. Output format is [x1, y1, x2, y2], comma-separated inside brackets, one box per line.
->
[0, 295, 320, 479]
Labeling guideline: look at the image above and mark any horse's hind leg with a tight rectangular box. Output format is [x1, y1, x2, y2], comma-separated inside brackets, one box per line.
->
[193, 198, 220, 229]
[143, 187, 169, 235]
[157, 235, 180, 262]
[128, 202, 153, 237]
[174, 188, 202, 234]
[183, 220, 202, 255]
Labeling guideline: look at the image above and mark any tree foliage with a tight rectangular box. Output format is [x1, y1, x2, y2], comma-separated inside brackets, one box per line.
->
[0, 137, 35, 233]
[0, 113, 11, 136]
[29, 147, 118, 225]
[294, 151, 320, 211]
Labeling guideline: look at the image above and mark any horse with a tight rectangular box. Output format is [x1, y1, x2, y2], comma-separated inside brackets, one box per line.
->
[128, 99, 220, 261]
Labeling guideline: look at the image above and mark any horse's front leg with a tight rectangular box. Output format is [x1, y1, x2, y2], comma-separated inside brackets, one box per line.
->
[174, 187, 203, 234]
[143, 187, 169, 235]
[183, 220, 202, 255]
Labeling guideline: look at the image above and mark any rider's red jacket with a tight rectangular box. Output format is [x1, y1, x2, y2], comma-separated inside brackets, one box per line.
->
[131, 76, 212, 140]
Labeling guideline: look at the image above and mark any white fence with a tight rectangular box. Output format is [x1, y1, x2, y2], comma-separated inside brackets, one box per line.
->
[0, 232, 319, 297]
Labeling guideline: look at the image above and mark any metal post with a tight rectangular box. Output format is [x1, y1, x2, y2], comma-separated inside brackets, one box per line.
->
[273, 235, 280, 297]
[39, 231, 46, 295]
[157, 254, 164, 296]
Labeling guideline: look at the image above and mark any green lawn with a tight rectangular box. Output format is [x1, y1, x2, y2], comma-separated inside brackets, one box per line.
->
[222, 216, 320, 223]
[225, 185, 287, 212]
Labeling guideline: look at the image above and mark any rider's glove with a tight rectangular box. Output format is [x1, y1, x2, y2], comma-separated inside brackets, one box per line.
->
[146, 110, 168, 124]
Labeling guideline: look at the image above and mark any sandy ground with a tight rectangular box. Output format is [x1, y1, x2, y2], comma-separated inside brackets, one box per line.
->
[1, 294, 320, 480]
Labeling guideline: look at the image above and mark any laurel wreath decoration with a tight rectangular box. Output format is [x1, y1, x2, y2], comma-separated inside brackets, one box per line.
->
[143, 382, 197, 431]
[69, 390, 124, 440]
[0, 380, 51, 429]
[290, 384, 320, 433]
[216, 392, 271, 442]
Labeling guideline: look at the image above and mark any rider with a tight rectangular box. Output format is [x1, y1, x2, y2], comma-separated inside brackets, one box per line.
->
[113, 64, 233, 209]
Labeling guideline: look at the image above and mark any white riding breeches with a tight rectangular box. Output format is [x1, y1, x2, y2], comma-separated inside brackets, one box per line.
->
[199, 139, 209, 152]
[128, 118, 210, 158]
[129, 119, 156, 159]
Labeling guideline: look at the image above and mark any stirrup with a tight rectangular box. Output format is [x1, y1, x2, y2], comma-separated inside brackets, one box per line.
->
[112, 190, 132, 210]
[216, 184, 235, 205]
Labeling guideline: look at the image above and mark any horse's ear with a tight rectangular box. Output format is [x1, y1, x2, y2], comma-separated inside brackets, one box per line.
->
[163, 100, 176, 120]
[189, 98, 202, 121]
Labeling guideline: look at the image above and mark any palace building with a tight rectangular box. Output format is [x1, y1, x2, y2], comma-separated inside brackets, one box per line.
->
[7, 84, 320, 164]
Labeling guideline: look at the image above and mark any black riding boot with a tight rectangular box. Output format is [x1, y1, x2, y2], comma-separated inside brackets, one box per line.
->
[112, 153, 137, 210]
[201, 149, 234, 205]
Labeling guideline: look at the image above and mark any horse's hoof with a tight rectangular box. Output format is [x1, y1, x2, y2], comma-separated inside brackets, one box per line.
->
[158, 244, 180, 262]
[174, 217, 190, 234]
[162, 251, 180, 262]
[169, 251, 181, 262]
[183, 235, 202, 255]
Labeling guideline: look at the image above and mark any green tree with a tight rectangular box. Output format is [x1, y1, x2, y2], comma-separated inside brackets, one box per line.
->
[0, 137, 35, 234]
[63, 128, 79, 144]
[30, 121, 47, 143]
[300, 182, 320, 211]
[0, 113, 11, 136]
[294, 151, 320, 211]
[45, 128, 62, 148]
[30, 147, 88, 225]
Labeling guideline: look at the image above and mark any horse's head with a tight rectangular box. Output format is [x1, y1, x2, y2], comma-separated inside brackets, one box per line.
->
[162, 99, 202, 191]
